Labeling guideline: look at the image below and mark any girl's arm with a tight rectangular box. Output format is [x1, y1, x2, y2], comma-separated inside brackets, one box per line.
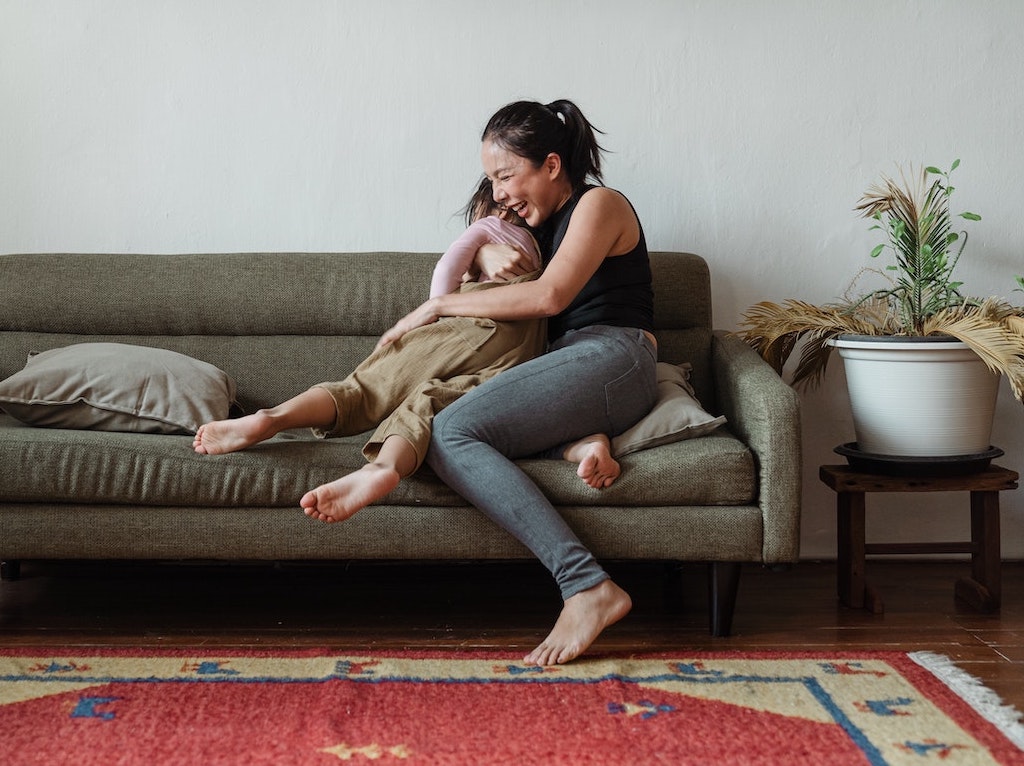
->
[378, 188, 639, 348]
[429, 221, 494, 298]
[431, 219, 542, 297]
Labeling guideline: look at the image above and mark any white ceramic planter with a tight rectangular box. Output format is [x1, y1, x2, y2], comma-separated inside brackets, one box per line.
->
[830, 335, 1000, 457]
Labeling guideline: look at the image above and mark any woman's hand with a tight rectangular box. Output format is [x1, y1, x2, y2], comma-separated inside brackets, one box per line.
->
[475, 243, 535, 282]
[376, 298, 441, 349]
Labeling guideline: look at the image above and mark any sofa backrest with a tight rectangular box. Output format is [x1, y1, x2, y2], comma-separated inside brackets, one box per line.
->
[0, 251, 714, 413]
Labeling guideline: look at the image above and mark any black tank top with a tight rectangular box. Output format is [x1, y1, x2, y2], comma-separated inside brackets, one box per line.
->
[534, 185, 655, 342]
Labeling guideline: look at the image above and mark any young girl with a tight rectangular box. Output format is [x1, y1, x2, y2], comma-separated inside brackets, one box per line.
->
[193, 180, 621, 523]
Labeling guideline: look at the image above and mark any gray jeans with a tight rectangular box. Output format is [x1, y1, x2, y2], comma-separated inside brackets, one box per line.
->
[427, 325, 658, 600]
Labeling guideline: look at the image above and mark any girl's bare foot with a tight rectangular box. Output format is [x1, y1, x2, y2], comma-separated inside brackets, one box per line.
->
[300, 463, 401, 523]
[563, 434, 620, 489]
[193, 412, 276, 454]
[523, 579, 632, 666]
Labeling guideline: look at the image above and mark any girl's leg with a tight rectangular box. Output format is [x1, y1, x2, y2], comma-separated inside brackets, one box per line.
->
[193, 387, 336, 454]
[317, 315, 540, 438]
[301, 434, 418, 523]
[363, 373, 486, 472]
[195, 315, 525, 455]
[427, 326, 657, 664]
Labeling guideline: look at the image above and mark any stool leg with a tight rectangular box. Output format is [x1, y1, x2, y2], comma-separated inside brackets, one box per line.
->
[836, 491, 866, 609]
[955, 490, 1001, 612]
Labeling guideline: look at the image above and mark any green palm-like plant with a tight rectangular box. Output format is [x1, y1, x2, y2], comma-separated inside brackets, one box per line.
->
[856, 161, 977, 333]
[738, 161, 1024, 400]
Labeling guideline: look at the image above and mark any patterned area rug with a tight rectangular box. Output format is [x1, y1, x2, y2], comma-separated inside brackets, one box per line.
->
[0, 649, 1021, 765]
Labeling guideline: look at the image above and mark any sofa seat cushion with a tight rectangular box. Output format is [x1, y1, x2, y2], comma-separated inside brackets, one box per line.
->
[0, 416, 755, 509]
[520, 432, 755, 506]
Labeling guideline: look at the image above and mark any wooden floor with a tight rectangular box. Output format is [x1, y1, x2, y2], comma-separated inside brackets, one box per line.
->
[1, 558, 1021, 712]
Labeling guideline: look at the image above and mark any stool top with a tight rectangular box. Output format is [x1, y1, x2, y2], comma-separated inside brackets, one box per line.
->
[819, 464, 1019, 493]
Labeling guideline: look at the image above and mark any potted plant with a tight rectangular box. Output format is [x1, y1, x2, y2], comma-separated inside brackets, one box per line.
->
[738, 160, 1024, 464]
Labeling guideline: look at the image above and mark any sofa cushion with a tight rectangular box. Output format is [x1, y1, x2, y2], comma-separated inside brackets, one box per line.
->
[612, 362, 726, 456]
[0, 343, 236, 435]
[0, 416, 756, 509]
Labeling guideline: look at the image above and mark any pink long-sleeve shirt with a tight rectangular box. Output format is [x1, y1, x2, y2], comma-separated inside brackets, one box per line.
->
[429, 216, 541, 298]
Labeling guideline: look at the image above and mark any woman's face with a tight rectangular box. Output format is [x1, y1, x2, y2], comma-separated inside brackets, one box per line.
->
[481, 139, 567, 228]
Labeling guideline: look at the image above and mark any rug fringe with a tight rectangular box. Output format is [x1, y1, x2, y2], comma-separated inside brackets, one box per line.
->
[909, 651, 1024, 750]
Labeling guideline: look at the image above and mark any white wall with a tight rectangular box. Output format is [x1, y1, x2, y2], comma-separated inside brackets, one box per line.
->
[3, 0, 1023, 559]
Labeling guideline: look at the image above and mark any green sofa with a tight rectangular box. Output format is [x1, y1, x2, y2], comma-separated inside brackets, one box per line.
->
[0, 251, 801, 636]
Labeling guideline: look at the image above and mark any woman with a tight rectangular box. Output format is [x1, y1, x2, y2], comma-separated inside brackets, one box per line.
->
[378, 99, 658, 666]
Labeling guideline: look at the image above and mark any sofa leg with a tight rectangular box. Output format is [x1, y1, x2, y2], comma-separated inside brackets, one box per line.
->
[1, 560, 21, 581]
[708, 561, 741, 637]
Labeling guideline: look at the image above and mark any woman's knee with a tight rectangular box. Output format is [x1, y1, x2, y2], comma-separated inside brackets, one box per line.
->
[429, 391, 488, 455]
[429, 405, 461, 449]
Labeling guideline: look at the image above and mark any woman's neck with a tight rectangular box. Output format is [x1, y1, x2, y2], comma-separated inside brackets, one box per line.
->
[552, 184, 575, 215]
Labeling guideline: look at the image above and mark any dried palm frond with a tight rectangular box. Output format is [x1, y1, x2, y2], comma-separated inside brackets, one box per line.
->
[855, 165, 921, 220]
[737, 299, 879, 387]
[922, 301, 1024, 401]
[1005, 312, 1024, 340]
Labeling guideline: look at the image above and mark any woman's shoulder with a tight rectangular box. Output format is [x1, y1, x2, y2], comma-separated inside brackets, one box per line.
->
[572, 186, 640, 254]
[577, 185, 634, 214]
[571, 186, 638, 228]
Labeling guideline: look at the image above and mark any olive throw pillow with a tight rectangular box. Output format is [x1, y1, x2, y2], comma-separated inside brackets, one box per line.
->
[0, 343, 237, 434]
[611, 362, 726, 457]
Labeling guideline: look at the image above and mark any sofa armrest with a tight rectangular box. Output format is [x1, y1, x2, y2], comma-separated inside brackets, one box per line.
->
[711, 331, 802, 564]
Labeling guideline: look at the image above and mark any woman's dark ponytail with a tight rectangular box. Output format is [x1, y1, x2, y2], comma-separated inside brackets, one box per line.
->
[482, 99, 605, 190]
[544, 100, 604, 188]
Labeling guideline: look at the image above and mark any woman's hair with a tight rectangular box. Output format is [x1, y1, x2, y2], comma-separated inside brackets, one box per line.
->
[482, 99, 605, 190]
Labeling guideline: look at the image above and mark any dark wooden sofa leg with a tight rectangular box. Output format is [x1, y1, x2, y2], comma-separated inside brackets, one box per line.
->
[1, 560, 21, 581]
[708, 561, 741, 637]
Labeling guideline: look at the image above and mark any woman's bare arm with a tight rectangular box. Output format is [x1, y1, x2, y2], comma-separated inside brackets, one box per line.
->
[377, 189, 639, 348]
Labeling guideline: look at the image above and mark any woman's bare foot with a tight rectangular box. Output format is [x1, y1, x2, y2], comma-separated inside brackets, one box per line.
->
[523, 579, 632, 666]
[193, 412, 277, 455]
[563, 434, 620, 489]
[300, 463, 401, 523]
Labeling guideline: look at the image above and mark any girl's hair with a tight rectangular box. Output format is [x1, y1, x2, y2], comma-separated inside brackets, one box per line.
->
[482, 99, 605, 190]
[463, 177, 498, 226]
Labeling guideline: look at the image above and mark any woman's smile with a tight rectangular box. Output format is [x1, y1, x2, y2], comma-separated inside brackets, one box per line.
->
[482, 143, 542, 226]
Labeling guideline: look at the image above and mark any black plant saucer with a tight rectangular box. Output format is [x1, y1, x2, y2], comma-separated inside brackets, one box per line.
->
[834, 443, 1004, 477]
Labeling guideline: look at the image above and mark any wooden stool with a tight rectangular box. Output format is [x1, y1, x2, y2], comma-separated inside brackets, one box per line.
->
[819, 464, 1018, 614]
